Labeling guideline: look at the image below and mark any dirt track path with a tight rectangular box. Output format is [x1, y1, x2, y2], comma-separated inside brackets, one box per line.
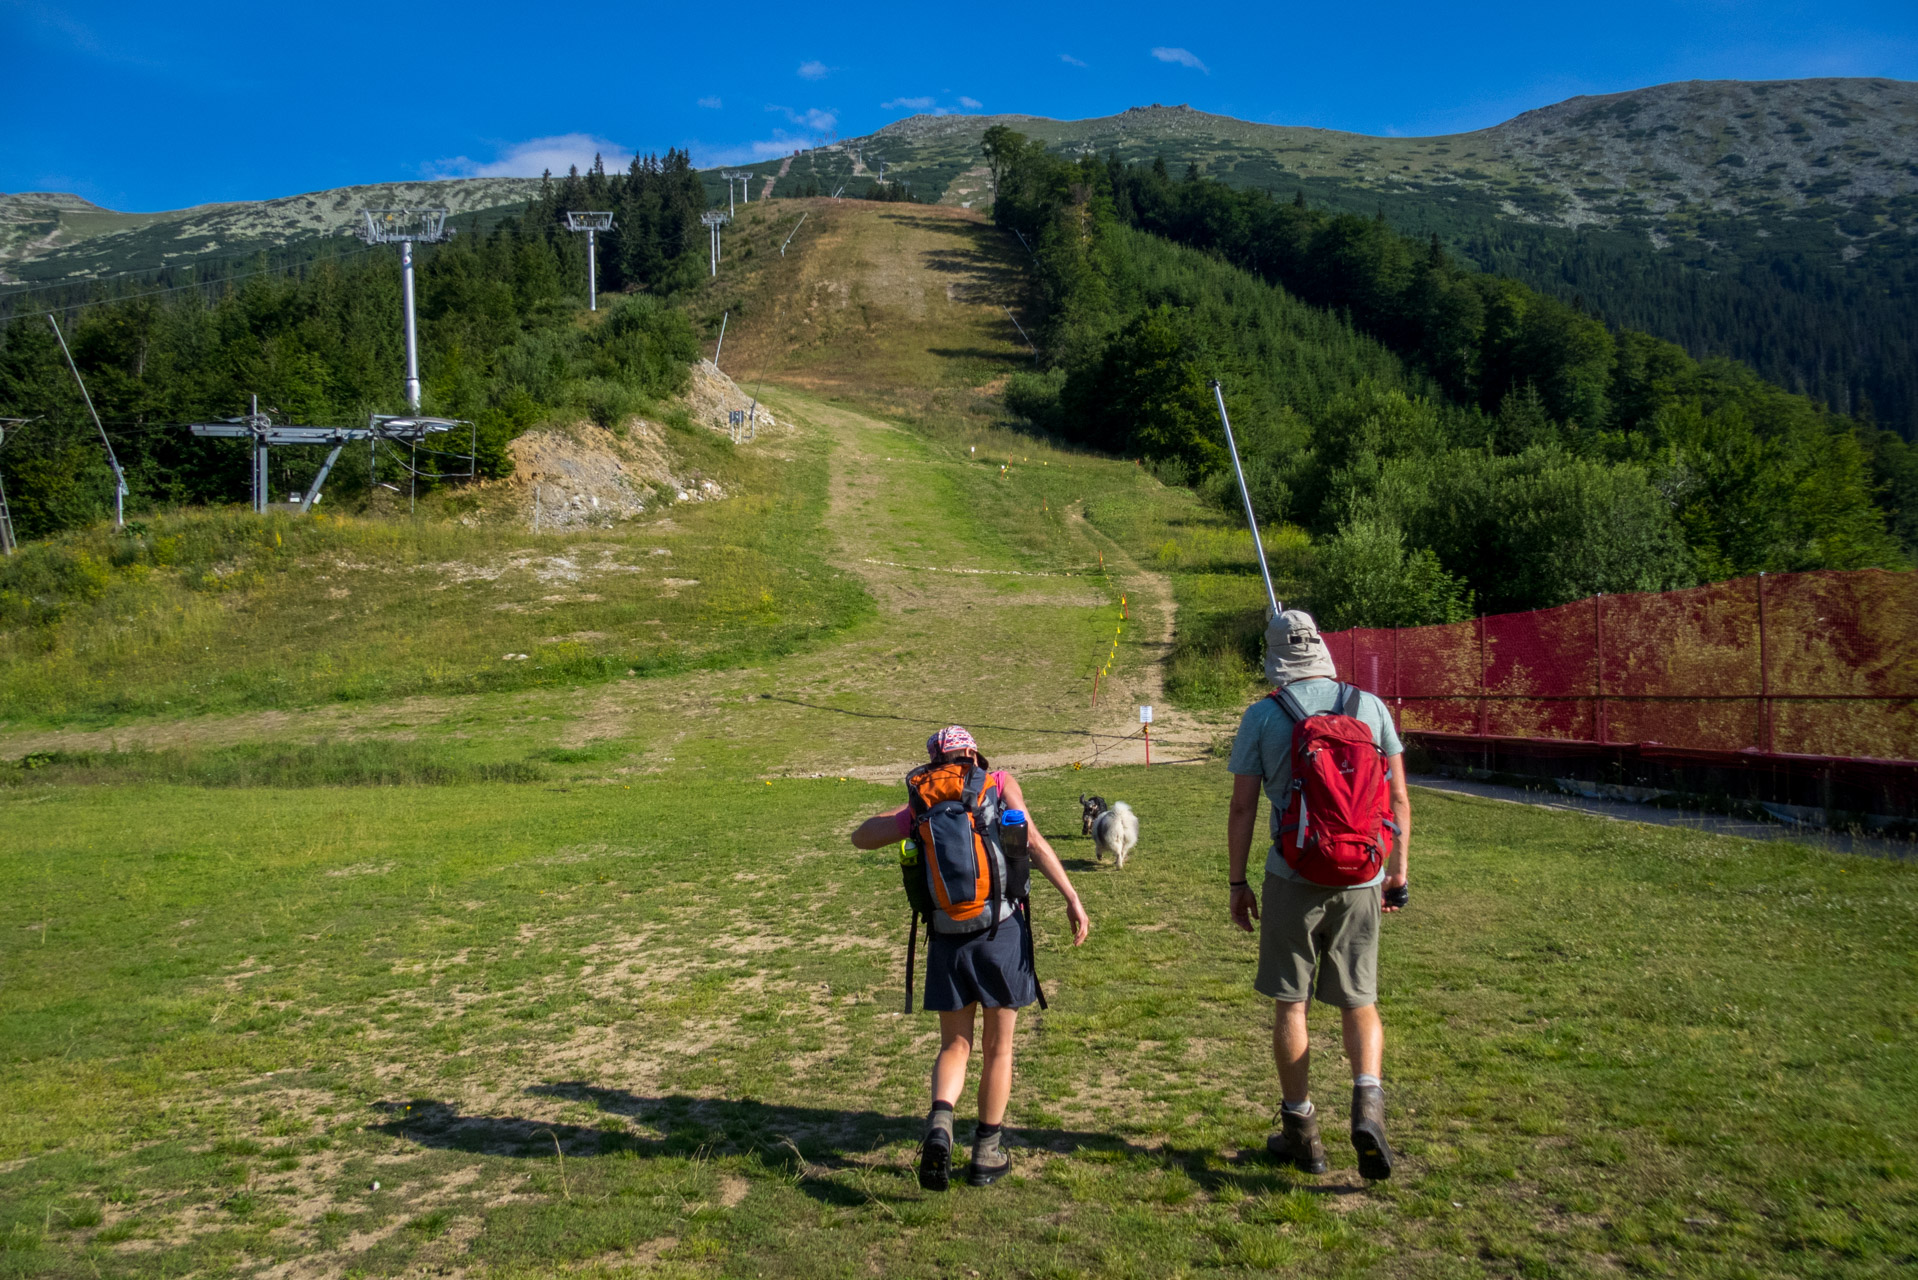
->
[772, 390, 1209, 779]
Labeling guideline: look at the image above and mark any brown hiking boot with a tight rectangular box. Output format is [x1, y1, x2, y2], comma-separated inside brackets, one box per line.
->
[1265, 1106, 1328, 1174]
[1350, 1084, 1395, 1180]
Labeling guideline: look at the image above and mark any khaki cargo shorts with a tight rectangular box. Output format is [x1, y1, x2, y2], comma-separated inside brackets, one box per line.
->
[1253, 870, 1380, 1008]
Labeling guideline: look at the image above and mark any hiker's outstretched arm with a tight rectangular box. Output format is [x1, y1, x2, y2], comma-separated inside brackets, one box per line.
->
[997, 774, 1089, 945]
[851, 811, 904, 850]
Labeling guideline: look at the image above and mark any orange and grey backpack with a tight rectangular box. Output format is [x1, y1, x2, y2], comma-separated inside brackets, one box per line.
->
[897, 761, 1038, 1011]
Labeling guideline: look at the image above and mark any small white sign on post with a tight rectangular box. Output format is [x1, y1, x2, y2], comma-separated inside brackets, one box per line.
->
[1139, 705, 1153, 724]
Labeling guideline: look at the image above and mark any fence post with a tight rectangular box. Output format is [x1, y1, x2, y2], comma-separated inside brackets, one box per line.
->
[1392, 626, 1402, 736]
[1594, 593, 1606, 746]
[1476, 614, 1489, 774]
[1756, 572, 1773, 754]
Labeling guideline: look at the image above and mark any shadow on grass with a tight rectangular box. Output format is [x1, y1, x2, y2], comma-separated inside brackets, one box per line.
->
[372, 1088, 1360, 1202]
[925, 347, 1031, 364]
[759, 694, 1137, 742]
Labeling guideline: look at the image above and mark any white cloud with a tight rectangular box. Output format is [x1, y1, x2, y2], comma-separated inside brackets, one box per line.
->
[1061, 54, 1088, 67]
[958, 96, 982, 109]
[798, 60, 831, 80]
[697, 95, 723, 109]
[882, 96, 936, 110]
[427, 133, 634, 179]
[1150, 46, 1209, 73]
[767, 104, 838, 132]
[692, 133, 822, 168]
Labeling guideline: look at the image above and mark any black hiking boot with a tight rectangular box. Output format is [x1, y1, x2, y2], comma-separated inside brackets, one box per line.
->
[1350, 1084, 1395, 1180]
[967, 1149, 1011, 1187]
[918, 1129, 952, 1191]
[1265, 1106, 1329, 1175]
[967, 1125, 1011, 1186]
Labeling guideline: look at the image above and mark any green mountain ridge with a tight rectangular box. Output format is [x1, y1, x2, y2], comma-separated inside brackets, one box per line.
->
[837, 78, 1918, 228]
[6, 77, 1915, 432]
[773, 79, 1918, 436]
[0, 178, 542, 286]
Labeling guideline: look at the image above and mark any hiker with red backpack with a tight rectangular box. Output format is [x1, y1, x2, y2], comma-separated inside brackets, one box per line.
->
[849, 726, 1091, 1191]
[1227, 609, 1411, 1180]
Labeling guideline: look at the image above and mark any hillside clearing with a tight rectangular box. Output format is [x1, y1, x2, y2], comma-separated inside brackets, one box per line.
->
[0, 200, 1910, 1279]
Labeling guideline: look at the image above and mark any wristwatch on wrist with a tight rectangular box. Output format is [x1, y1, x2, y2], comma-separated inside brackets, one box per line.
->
[1229, 878, 1248, 889]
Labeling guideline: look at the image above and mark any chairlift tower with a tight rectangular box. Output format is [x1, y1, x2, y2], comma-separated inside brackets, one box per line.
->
[720, 170, 753, 215]
[356, 208, 454, 412]
[564, 211, 616, 310]
[700, 210, 730, 277]
[189, 405, 473, 517]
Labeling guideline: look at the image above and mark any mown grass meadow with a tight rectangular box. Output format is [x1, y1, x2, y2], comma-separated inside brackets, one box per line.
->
[1, 762, 1911, 1279]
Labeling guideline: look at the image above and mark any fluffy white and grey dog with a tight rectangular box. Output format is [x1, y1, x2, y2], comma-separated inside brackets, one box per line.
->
[1078, 794, 1139, 869]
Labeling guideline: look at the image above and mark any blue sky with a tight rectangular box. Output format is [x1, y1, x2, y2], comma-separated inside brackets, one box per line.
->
[5, 0, 1916, 211]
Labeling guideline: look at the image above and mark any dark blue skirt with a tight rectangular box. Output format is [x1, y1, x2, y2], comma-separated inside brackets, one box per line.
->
[924, 907, 1039, 1012]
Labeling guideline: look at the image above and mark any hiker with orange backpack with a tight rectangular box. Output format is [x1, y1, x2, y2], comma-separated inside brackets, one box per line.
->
[1226, 610, 1411, 1180]
[849, 725, 1091, 1190]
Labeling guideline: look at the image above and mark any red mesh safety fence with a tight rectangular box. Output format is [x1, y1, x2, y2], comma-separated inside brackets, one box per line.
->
[1321, 569, 1918, 764]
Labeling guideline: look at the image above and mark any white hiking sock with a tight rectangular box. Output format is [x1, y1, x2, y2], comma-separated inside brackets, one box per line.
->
[1354, 1074, 1381, 1090]
[1281, 1099, 1314, 1117]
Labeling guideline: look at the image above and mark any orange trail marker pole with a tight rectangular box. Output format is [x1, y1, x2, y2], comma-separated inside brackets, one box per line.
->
[1091, 669, 1101, 709]
[1144, 721, 1151, 765]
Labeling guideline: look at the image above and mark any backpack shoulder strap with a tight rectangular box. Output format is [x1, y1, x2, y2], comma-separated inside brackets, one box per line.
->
[1336, 682, 1361, 716]
[905, 764, 935, 816]
[960, 765, 988, 814]
[1269, 685, 1311, 725]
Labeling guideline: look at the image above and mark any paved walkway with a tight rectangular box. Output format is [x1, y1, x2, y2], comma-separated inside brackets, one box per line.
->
[1409, 773, 1916, 861]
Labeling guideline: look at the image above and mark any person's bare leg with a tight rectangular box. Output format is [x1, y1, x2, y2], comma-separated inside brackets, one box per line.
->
[921, 1006, 977, 1191]
[1340, 1004, 1383, 1081]
[1273, 1000, 1312, 1104]
[976, 1007, 1018, 1125]
[932, 1007, 977, 1106]
[1341, 1003, 1394, 1179]
[1268, 999, 1326, 1171]
[968, 1007, 1019, 1184]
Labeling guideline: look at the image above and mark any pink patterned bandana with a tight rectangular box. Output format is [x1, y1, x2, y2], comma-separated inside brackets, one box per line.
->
[927, 725, 980, 761]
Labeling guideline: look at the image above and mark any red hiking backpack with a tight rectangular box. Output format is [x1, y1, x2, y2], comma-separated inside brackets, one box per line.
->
[1271, 683, 1396, 886]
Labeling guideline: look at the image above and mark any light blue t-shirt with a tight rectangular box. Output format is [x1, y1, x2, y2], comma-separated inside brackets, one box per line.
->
[1227, 678, 1403, 887]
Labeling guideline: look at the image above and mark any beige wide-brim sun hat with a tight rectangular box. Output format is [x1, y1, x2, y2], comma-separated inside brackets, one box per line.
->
[1265, 608, 1338, 686]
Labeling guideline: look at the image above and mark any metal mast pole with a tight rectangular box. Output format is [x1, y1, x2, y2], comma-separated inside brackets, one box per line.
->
[1209, 380, 1281, 619]
[46, 314, 127, 525]
[401, 239, 421, 412]
[250, 394, 266, 513]
[700, 211, 728, 276]
[0, 418, 29, 555]
[358, 209, 451, 415]
[565, 212, 615, 311]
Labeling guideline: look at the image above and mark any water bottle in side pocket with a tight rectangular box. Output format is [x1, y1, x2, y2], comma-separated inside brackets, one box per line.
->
[999, 808, 1032, 900]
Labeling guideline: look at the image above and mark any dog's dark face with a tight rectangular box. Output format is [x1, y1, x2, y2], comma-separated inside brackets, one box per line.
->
[1079, 794, 1107, 835]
